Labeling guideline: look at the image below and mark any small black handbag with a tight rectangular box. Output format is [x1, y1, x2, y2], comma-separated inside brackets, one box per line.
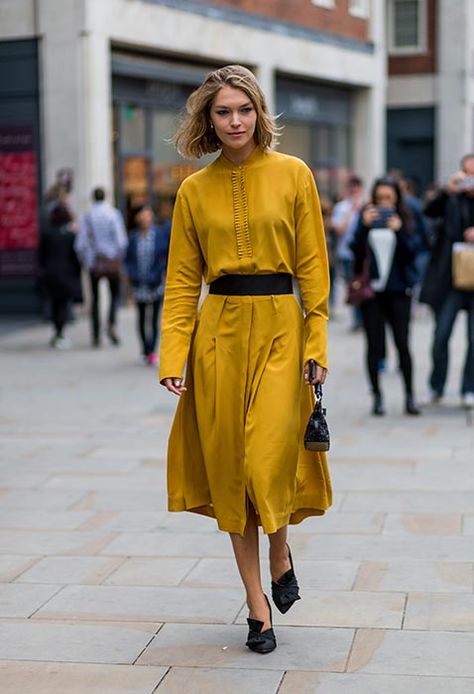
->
[304, 362, 330, 452]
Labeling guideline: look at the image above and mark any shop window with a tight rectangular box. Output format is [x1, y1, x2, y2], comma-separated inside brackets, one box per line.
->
[121, 105, 146, 152]
[311, 0, 335, 9]
[279, 123, 312, 164]
[388, 0, 426, 54]
[349, 0, 370, 19]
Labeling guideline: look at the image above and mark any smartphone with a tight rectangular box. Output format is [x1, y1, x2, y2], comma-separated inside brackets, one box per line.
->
[460, 176, 474, 191]
[371, 207, 395, 228]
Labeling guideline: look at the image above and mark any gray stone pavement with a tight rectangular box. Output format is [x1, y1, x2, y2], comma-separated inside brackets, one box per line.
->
[0, 296, 473, 694]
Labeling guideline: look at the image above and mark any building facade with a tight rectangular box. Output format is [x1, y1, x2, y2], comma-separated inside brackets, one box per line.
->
[387, 0, 474, 192]
[0, 0, 385, 312]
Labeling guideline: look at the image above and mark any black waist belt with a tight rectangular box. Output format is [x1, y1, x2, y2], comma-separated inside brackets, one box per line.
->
[209, 273, 293, 296]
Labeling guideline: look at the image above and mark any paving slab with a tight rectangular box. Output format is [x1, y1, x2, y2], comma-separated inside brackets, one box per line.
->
[348, 629, 474, 677]
[341, 491, 474, 514]
[0, 661, 168, 694]
[138, 623, 354, 671]
[404, 593, 474, 631]
[16, 556, 124, 585]
[34, 584, 244, 623]
[0, 583, 62, 618]
[104, 557, 198, 586]
[102, 531, 234, 558]
[0, 555, 39, 582]
[156, 666, 283, 693]
[0, 529, 117, 555]
[0, 510, 96, 530]
[0, 621, 159, 663]
[292, 534, 474, 561]
[382, 513, 462, 535]
[279, 672, 474, 694]
[236, 590, 405, 629]
[183, 558, 359, 591]
[353, 560, 474, 593]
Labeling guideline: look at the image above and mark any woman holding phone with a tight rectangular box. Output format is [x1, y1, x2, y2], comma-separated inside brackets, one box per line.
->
[351, 176, 420, 416]
[159, 65, 331, 654]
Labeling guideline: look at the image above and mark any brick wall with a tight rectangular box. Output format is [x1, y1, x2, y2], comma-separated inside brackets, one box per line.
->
[192, 0, 370, 41]
[389, 0, 437, 75]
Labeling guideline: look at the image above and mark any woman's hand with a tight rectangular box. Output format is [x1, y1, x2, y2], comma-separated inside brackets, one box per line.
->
[362, 204, 378, 227]
[161, 377, 187, 396]
[464, 226, 474, 243]
[304, 362, 328, 386]
[387, 214, 402, 232]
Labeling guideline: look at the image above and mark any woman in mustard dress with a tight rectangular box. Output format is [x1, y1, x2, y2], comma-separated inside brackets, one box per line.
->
[160, 65, 331, 654]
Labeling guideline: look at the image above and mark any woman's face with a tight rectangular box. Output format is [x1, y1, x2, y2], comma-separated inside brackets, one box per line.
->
[209, 86, 257, 155]
[374, 184, 397, 209]
[136, 207, 154, 229]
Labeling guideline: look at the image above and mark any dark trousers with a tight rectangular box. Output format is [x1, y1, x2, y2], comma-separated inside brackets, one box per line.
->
[89, 273, 121, 339]
[51, 297, 68, 337]
[430, 289, 474, 395]
[360, 293, 414, 396]
[137, 300, 161, 355]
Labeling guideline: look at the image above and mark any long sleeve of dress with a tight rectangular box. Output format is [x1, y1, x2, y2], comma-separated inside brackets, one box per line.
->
[294, 167, 330, 370]
[159, 190, 204, 381]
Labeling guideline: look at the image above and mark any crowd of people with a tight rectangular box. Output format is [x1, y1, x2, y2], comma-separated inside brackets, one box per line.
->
[324, 156, 474, 414]
[38, 155, 474, 412]
[38, 185, 171, 363]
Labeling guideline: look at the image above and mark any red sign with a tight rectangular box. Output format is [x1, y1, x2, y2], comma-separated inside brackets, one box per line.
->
[0, 151, 38, 249]
[0, 125, 39, 276]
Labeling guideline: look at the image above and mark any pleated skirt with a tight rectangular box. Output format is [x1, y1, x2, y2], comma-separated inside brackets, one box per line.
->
[166, 293, 332, 535]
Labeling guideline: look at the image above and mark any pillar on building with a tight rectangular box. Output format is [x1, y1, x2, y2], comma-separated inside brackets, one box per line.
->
[37, 0, 112, 211]
[352, 0, 386, 186]
[437, 0, 474, 181]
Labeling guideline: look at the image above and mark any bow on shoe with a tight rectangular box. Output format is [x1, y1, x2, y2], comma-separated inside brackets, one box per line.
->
[276, 584, 301, 609]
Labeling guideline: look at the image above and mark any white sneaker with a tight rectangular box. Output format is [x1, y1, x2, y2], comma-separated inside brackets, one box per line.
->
[462, 392, 474, 408]
[54, 336, 72, 350]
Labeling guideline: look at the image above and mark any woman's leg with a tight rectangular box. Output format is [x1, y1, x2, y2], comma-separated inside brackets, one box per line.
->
[268, 526, 291, 582]
[360, 298, 384, 395]
[136, 302, 148, 356]
[385, 295, 413, 395]
[149, 299, 161, 354]
[229, 504, 271, 630]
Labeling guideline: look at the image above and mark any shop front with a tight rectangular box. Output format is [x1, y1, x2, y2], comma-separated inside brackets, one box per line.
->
[112, 53, 218, 227]
[276, 76, 354, 198]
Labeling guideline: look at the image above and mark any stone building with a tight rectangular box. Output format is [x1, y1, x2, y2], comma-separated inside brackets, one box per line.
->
[387, 0, 474, 192]
[0, 0, 385, 311]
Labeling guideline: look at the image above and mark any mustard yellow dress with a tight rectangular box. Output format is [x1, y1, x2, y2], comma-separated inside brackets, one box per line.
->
[159, 146, 332, 535]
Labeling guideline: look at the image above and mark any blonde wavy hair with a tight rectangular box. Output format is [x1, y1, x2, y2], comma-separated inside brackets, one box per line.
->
[174, 65, 279, 159]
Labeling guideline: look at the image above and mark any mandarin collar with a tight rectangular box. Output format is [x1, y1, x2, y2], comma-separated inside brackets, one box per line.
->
[216, 145, 266, 171]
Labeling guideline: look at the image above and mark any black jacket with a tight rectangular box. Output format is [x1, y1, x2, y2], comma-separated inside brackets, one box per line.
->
[420, 191, 473, 308]
[351, 213, 418, 294]
[38, 224, 82, 301]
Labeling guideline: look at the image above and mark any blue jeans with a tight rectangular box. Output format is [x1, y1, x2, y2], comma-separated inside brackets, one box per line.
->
[430, 290, 474, 395]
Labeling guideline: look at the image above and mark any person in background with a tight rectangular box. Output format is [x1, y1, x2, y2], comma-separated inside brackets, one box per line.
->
[388, 169, 432, 288]
[75, 187, 128, 347]
[420, 154, 474, 407]
[320, 194, 337, 312]
[38, 203, 81, 349]
[351, 177, 420, 416]
[331, 175, 365, 330]
[125, 203, 171, 365]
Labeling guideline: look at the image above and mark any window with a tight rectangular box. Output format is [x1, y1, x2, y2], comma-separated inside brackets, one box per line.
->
[311, 0, 335, 9]
[349, 0, 370, 18]
[389, 0, 426, 53]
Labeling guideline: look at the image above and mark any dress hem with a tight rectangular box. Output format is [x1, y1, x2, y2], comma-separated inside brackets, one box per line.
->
[168, 496, 329, 535]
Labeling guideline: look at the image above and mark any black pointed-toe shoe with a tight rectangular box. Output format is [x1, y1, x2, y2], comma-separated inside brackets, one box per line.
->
[271, 544, 301, 614]
[246, 595, 277, 654]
